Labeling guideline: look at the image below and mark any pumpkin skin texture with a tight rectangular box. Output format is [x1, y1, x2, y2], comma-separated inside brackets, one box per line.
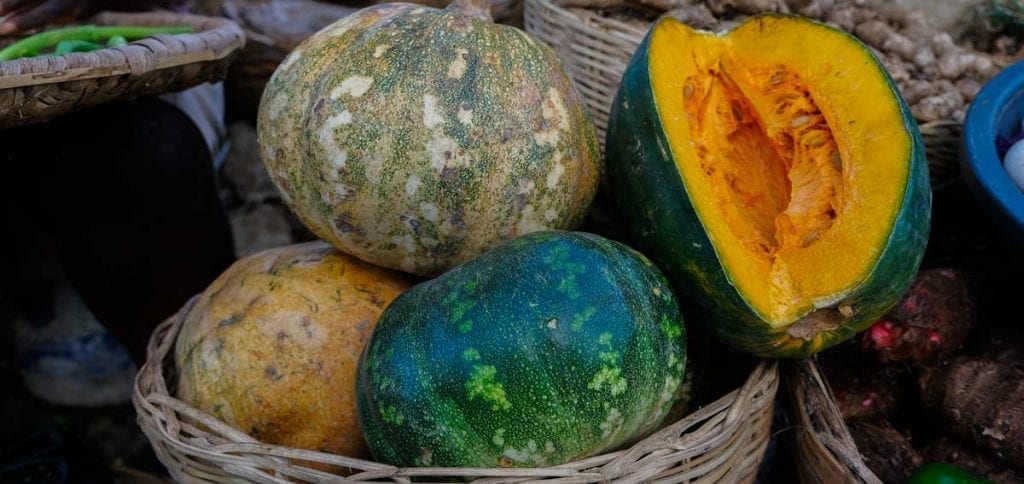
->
[174, 242, 413, 459]
[605, 15, 930, 358]
[356, 231, 686, 467]
[257, 0, 601, 277]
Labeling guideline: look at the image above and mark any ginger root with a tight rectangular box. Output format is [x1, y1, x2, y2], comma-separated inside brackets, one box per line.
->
[592, 0, 1002, 123]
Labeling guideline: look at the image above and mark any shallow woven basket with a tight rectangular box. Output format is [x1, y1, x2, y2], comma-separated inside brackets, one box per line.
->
[0, 11, 244, 129]
[135, 297, 779, 482]
[523, 0, 963, 186]
[784, 359, 881, 484]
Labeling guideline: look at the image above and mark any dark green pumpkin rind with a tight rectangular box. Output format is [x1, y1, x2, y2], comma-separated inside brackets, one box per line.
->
[604, 15, 930, 359]
[356, 231, 686, 467]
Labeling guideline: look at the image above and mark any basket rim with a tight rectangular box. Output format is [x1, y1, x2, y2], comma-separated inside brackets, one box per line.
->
[134, 295, 780, 482]
[0, 11, 245, 90]
[785, 359, 882, 484]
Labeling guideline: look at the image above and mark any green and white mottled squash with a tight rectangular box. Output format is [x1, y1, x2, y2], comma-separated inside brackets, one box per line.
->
[356, 231, 686, 467]
[257, 0, 601, 277]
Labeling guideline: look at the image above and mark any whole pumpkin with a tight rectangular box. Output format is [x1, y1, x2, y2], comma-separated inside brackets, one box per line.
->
[174, 242, 412, 458]
[257, 0, 601, 276]
[357, 231, 686, 467]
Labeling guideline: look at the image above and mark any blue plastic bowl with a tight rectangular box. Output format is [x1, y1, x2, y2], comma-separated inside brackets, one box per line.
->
[962, 60, 1024, 247]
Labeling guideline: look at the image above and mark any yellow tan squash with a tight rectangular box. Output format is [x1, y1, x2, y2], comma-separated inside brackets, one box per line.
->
[174, 242, 413, 458]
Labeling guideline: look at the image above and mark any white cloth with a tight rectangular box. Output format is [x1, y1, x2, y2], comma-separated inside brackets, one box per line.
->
[160, 82, 229, 168]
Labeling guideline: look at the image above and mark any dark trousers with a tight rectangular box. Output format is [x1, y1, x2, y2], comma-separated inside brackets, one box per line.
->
[0, 97, 236, 363]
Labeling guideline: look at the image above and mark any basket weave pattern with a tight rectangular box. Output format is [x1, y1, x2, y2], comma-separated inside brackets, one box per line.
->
[524, 0, 644, 143]
[135, 297, 779, 483]
[785, 360, 881, 484]
[0, 11, 244, 129]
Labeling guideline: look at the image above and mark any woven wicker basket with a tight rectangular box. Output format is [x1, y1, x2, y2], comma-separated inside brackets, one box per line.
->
[493, 0, 525, 26]
[523, 0, 963, 186]
[0, 11, 244, 129]
[134, 297, 779, 482]
[784, 359, 881, 484]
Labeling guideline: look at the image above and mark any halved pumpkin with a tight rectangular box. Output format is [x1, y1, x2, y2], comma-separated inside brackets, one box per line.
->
[605, 14, 931, 358]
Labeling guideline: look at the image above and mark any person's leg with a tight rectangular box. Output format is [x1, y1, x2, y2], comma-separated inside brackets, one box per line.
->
[12, 98, 235, 362]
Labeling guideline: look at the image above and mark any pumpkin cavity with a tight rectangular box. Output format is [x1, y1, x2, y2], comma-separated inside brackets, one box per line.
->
[682, 64, 843, 261]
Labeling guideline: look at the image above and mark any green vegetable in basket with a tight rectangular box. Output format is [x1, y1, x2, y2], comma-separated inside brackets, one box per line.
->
[106, 36, 127, 48]
[906, 462, 992, 484]
[0, 25, 193, 61]
[53, 40, 103, 55]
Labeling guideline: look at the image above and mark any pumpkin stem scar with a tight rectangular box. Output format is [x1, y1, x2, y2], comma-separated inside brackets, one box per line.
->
[786, 306, 845, 341]
[445, 0, 493, 23]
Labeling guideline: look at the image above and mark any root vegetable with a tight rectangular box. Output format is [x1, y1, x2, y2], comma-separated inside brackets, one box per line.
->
[932, 33, 957, 56]
[957, 78, 982, 100]
[915, 90, 965, 123]
[665, 4, 719, 31]
[824, 6, 861, 31]
[704, 0, 788, 15]
[862, 269, 975, 364]
[786, 0, 833, 17]
[939, 51, 973, 78]
[849, 419, 922, 483]
[899, 12, 933, 41]
[913, 46, 936, 69]
[823, 361, 908, 420]
[882, 32, 918, 61]
[901, 79, 938, 105]
[920, 358, 1024, 468]
[854, 19, 891, 47]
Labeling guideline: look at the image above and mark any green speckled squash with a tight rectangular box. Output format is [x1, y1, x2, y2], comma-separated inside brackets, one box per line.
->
[356, 231, 685, 467]
[605, 15, 930, 358]
[257, 0, 601, 277]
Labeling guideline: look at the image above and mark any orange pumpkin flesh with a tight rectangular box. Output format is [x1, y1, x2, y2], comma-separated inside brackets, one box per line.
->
[650, 17, 915, 325]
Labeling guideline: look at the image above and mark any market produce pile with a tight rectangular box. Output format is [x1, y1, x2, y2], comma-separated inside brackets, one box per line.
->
[156, 0, 1024, 476]
[820, 269, 1024, 482]
[178, 0, 685, 469]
